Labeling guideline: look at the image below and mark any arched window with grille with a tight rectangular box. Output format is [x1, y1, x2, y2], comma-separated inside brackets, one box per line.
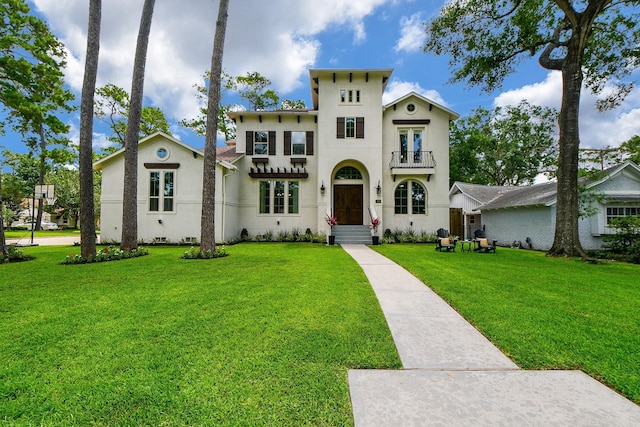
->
[394, 180, 427, 214]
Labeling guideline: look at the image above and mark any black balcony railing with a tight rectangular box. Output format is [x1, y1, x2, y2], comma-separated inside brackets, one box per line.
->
[390, 151, 436, 169]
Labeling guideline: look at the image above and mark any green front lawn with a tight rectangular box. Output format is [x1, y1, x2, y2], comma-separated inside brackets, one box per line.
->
[0, 244, 400, 426]
[374, 244, 640, 404]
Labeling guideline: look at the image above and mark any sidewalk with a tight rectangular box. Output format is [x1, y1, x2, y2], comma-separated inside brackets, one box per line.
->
[7, 235, 98, 246]
[342, 244, 640, 426]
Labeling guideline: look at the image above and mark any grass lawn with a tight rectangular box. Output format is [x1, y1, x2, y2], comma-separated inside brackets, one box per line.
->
[0, 243, 400, 426]
[374, 244, 640, 404]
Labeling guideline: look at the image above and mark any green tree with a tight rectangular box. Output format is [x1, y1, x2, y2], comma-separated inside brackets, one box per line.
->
[424, 0, 640, 257]
[200, 0, 229, 253]
[94, 83, 170, 151]
[620, 135, 640, 165]
[233, 71, 279, 111]
[280, 99, 307, 110]
[180, 70, 236, 141]
[450, 101, 558, 187]
[121, 0, 156, 250]
[78, 0, 101, 259]
[578, 146, 622, 173]
[45, 167, 101, 228]
[1, 0, 72, 246]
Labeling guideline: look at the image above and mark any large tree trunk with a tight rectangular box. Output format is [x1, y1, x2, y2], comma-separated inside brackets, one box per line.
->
[548, 43, 586, 257]
[121, 0, 155, 250]
[200, 0, 229, 253]
[79, 0, 101, 259]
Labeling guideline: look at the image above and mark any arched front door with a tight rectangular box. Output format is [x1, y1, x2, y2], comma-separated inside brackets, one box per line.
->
[334, 185, 363, 225]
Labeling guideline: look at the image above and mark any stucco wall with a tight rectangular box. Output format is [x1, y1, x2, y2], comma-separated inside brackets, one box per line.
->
[380, 96, 451, 233]
[97, 134, 237, 244]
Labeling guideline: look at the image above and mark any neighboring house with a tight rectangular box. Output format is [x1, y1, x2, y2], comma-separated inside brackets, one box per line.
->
[464, 161, 640, 250]
[94, 68, 459, 244]
[449, 182, 521, 239]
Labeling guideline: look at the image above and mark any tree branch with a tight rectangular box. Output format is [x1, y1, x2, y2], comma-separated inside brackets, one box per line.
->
[539, 20, 570, 70]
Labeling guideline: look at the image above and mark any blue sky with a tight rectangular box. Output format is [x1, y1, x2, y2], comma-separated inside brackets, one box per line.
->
[4, 0, 640, 158]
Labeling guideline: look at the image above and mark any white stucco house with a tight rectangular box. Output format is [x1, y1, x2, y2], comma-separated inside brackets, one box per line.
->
[455, 161, 640, 250]
[94, 68, 459, 244]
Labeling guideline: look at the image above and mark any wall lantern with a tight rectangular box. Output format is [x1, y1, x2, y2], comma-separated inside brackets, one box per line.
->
[320, 181, 326, 195]
[376, 180, 382, 195]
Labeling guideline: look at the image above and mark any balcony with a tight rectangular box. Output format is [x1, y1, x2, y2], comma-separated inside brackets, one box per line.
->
[389, 151, 436, 180]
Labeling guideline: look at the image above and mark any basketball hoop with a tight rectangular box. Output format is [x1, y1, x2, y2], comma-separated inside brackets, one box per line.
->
[34, 184, 56, 206]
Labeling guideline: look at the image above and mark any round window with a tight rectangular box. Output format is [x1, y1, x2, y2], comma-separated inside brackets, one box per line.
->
[156, 147, 168, 159]
[406, 103, 416, 113]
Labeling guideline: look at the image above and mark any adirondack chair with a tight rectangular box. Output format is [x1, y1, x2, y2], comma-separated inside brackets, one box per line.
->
[476, 237, 497, 253]
[436, 237, 456, 252]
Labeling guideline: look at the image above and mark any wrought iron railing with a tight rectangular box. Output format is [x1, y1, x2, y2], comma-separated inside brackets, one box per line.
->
[389, 151, 436, 169]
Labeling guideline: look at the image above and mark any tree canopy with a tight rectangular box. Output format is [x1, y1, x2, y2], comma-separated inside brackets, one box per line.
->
[425, 0, 640, 257]
[450, 101, 558, 187]
[94, 83, 169, 152]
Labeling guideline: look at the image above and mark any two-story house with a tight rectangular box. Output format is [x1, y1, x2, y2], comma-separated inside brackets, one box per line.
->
[94, 68, 459, 244]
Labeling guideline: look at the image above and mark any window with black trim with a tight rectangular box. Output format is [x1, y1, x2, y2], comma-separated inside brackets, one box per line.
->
[394, 181, 426, 214]
[149, 171, 174, 212]
[246, 130, 276, 155]
[259, 180, 300, 214]
[337, 117, 364, 139]
[254, 131, 268, 155]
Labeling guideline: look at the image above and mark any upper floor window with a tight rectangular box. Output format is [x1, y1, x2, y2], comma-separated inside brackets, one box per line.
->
[399, 128, 424, 163]
[254, 131, 268, 155]
[246, 130, 276, 155]
[149, 171, 174, 212]
[340, 89, 360, 103]
[284, 131, 314, 156]
[394, 181, 426, 214]
[336, 117, 365, 139]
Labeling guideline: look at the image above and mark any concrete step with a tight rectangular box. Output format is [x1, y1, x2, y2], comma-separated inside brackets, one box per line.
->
[332, 225, 374, 245]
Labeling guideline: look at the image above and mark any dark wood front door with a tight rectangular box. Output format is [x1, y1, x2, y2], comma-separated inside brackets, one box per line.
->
[334, 185, 363, 225]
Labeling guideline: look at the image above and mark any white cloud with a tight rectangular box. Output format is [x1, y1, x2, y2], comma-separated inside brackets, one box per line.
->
[395, 13, 425, 53]
[494, 72, 640, 149]
[383, 80, 446, 105]
[31, 0, 391, 125]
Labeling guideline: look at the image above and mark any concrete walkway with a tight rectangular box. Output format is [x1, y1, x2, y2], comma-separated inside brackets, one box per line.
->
[342, 244, 640, 426]
[7, 235, 97, 246]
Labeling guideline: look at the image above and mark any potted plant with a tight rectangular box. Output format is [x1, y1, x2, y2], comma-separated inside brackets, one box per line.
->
[325, 213, 337, 245]
[370, 217, 381, 245]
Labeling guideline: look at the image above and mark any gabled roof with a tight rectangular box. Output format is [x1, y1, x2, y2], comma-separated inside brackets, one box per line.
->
[93, 131, 241, 171]
[478, 181, 558, 211]
[449, 181, 520, 205]
[583, 160, 640, 189]
[476, 160, 640, 211]
[384, 91, 460, 120]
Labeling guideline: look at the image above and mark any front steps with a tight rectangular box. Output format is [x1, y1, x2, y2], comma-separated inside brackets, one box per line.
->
[332, 225, 373, 245]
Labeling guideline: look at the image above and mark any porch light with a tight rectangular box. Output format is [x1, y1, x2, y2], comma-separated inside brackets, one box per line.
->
[376, 180, 382, 195]
[320, 181, 326, 195]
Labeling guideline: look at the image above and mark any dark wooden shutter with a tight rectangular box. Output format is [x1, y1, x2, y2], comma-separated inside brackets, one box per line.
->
[268, 131, 276, 155]
[356, 117, 365, 138]
[306, 131, 314, 155]
[246, 131, 254, 155]
[284, 131, 291, 155]
[336, 117, 345, 139]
